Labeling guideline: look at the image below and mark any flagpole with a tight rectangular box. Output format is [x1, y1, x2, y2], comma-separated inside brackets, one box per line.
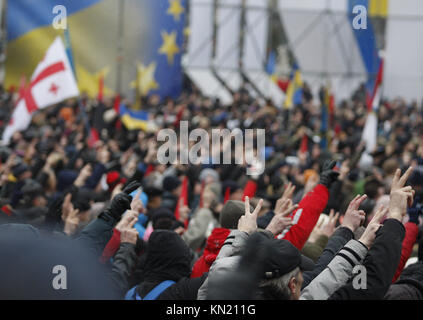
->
[0, 0, 7, 85]
[116, 0, 125, 95]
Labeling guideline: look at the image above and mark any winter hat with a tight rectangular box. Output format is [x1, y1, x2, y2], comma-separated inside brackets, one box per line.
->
[162, 175, 181, 192]
[199, 168, 219, 183]
[106, 171, 127, 192]
[222, 180, 241, 196]
[151, 207, 176, 230]
[12, 163, 30, 178]
[219, 200, 254, 230]
[57, 170, 78, 192]
[21, 179, 43, 198]
[262, 238, 315, 279]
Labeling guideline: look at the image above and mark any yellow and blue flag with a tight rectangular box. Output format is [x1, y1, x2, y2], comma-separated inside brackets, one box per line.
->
[6, 0, 186, 100]
[283, 63, 303, 109]
[119, 104, 156, 132]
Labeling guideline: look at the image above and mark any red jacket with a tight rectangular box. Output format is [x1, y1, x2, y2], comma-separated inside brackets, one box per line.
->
[191, 227, 231, 278]
[279, 184, 329, 250]
[100, 228, 121, 263]
[392, 221, 419, 283]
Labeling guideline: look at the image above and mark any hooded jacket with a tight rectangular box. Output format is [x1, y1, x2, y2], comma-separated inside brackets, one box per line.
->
[190, 227, 231, 278]
[134, 230, 206, 300]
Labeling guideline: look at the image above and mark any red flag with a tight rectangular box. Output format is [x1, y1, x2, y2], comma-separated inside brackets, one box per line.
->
[173, 105, 185, 128]
[174, 176, 189, 227]
[113, 94, 121, 113]
[277, 79, 290, 93]
[97, 74, 104, 103]
[299, 133, 308, 153]
[113, 95, 122, 130]
[87, 127, 100, 148]
[223, 187, 231, 204]
[367, 59, 384, 111]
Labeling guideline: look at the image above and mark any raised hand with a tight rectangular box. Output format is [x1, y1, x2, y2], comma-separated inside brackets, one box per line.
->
[119, 211, 139, 244]
[341, 194, 367, 232]
[281, 182, 296, 201]
[130, 188, 144, 213]
[74, 164, 92, 187]
[359, 205, 389, 249]
[266, 198, 297, 236]
[389, 167, 414, 221]
[321, 209, 340, 238]
[238, 196, 263, 234]
[63, 196, 80, 236]
[319, 160, 340, 189]
[115, 210, 139, 233]
[178, 198, 190, 223]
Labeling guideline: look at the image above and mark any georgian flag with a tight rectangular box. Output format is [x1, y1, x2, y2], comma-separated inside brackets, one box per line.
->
[2, 37, 79, 145]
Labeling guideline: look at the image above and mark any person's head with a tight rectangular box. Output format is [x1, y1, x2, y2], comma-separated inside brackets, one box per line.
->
[364, 177, 384, 200]
[12, 163, 31, 181]
[143, 186, 163, 210]
[143, 230, 192, 283]
[162, 175, 182, 197]
[222, 180, 243, 202]
[260, 267, 303, 300]
[259, 238, 314, 300]
[220, 200, 253, 229]
[21, 179, 46, 207]
[150, 207, 177, 230]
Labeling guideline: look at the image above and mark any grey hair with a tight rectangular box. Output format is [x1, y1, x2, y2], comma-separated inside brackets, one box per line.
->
[259, 267, 300, 298]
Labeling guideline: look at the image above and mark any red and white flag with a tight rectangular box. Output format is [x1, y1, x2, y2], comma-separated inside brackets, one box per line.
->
[362, 58, 384, 154]
[2, 37, 79, 144]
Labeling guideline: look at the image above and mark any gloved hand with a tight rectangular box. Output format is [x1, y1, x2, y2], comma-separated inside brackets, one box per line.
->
[407, 197, 422, 225]
[319, 160, 340, 189]
[102, 181, 142, 221]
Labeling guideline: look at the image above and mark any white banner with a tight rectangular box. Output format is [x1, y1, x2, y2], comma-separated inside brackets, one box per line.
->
[186, 0, 214, 68]
[214, 0, 242, 70]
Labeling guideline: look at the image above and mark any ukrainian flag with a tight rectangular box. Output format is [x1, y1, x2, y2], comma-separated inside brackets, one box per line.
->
[120, 104, 156, 132]
[6, 0, 186, 100]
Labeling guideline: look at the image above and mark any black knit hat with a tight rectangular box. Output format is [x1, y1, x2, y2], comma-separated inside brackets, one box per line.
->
[219, 200, 253, 229]
[12, 163, 30, 178]
[162, 175, 181, 192]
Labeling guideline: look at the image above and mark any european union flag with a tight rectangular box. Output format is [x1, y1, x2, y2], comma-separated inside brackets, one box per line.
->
[132, 0, 186, 100]
[6, 0, 187, 100]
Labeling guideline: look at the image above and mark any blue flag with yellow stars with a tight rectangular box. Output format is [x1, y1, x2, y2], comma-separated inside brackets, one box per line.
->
[6, 0, 186, 100]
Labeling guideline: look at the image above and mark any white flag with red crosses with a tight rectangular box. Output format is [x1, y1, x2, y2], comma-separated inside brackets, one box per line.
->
[2, 37, 79, 145]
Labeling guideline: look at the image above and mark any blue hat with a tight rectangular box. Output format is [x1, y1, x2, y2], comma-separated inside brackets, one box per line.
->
[130, 189, 149, 208]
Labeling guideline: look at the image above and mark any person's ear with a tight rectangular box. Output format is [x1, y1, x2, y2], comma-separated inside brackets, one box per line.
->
[288, 276, 298, 295]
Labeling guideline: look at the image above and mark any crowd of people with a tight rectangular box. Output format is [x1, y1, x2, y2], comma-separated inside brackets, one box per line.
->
[0, 78, 422, 300]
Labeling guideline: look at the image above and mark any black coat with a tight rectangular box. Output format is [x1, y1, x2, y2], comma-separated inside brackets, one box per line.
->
[329, 219, 405, 300]
[384, 262, 423, 300]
